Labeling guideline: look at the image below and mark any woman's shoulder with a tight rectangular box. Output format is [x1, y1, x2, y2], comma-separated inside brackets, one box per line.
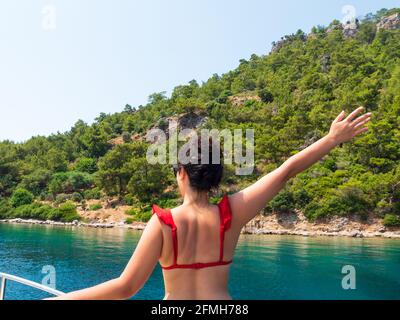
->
[153, 194, 231, 218]
[154, 203, 188, 220]
[169, 203, 193, 217]
[152, 203, 174, 227]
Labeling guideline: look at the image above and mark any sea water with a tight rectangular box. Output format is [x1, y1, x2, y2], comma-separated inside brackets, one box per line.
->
[0, 223, 399, 300]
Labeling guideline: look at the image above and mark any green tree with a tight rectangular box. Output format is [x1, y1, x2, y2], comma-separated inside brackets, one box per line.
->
[46, 148, 68, 172]
[48, 172, 93, 195]
[11, 188, 34, 207]
[96, 142, 147, 197]
[126, 159, 170, 202]
[81, 125, 111, 158]
[18, 169, 52, 196]
[122, 132, 132, 143]
[258, 88, 274, 103]
[383, 214, 400, 227]
[75, 157, 98, 174]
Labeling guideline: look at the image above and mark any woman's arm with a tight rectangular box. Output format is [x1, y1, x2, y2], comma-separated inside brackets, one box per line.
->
[50, 214, 163, 300]
[229, 107, 372, 228]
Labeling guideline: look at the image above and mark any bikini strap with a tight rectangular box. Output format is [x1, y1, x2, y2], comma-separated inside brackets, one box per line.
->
[152, 205, 178, 265]
[217, 194, 232, 261]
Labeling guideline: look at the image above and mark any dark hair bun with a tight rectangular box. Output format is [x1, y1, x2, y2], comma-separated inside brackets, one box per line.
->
[180, 137, 223, 192]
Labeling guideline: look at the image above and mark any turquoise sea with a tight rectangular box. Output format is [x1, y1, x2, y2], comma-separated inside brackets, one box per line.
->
[0, 223, 399, 300]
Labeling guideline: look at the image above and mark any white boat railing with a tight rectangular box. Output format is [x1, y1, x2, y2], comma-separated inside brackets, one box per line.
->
[0, 272, 64, 300]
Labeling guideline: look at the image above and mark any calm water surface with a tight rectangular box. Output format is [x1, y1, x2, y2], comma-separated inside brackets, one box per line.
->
[0, 223, 399, 300]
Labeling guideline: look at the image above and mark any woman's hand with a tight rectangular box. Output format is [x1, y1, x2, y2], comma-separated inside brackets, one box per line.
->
[328, 107, 372, 144]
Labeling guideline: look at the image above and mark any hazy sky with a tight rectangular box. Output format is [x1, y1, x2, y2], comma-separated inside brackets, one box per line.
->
[0, 0, 398, 142]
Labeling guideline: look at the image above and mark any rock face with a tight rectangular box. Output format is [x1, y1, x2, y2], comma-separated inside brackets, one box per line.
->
[240, 211, 400, 239]
[229, 93, 261, 107]
[377, 13, 400, 30]
[151, 112, 208, 140]
[271, 13, 400, 53]
[108, 133, 142, 146]
[343, 20, 359, 38]
[177, 112, 208, 130]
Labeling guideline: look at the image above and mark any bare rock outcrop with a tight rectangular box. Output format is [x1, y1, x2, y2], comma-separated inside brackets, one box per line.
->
[377, 13, 400, 30]
[151, 112, 208, 140]
[229, 93, 261, 107]
[108, 133, 142, 146]
[177, 112, 208, 130]
[343, 20, 359, 38]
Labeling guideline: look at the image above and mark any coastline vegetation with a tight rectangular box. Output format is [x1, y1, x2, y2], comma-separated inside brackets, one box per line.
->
[0, 188, 80, 222]
[0, 8, 399, 226]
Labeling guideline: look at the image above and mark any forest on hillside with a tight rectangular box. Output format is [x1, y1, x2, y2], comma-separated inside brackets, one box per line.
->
[0, 8, 399, 226]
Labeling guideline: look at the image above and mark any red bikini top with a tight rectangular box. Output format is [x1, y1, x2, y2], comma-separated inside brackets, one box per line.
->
[152, 195, 233, 270]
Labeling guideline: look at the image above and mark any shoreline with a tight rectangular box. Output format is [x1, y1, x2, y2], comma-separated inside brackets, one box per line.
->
[2, 216, 400, 239]
[0, 218, 146, 231]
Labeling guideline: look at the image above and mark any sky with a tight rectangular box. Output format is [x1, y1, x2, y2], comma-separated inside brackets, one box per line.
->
[0, 0, 399, 142]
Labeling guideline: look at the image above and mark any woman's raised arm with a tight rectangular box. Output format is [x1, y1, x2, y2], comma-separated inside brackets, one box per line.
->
[50, 214, 163, 300]
[229, 107, 372, 229]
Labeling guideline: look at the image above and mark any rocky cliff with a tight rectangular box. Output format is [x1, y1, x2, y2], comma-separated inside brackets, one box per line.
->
[377, 13, 400, 30]
[272, 12, 400, 52]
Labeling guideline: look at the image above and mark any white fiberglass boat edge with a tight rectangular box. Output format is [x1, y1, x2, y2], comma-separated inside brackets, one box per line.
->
[0, 272, 64, 300]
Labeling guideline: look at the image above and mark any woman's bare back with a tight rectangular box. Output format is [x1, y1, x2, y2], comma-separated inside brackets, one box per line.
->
[157, 202, 241, 300]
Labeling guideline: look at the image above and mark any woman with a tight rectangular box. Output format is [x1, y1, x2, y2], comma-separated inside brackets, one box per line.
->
[53, 107, 371, 300]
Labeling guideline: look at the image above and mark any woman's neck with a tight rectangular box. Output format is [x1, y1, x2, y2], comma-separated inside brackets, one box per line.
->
[183, 191, 210, 208]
